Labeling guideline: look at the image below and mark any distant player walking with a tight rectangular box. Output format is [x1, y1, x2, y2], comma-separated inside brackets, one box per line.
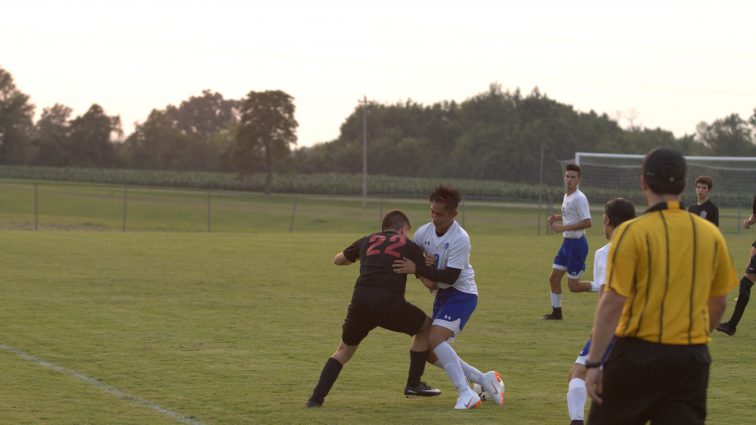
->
[544, 164, 593, 320]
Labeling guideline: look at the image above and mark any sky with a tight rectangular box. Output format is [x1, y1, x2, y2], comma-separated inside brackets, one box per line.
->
[3, 0, 755, 148]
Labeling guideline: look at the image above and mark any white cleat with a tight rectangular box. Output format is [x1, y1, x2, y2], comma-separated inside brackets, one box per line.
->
[454, 388, 481, 410]
[482, 371, 505, 406]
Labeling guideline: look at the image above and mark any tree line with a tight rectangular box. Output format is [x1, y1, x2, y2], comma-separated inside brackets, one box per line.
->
[2, 65, 755, 188]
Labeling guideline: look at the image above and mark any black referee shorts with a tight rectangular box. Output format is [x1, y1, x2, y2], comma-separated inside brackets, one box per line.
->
[588, 338, 711, 425]
[341, 298, 428, 346]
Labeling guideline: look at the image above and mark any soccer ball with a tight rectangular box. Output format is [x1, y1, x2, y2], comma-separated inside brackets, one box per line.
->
[472, 374, 505, 402]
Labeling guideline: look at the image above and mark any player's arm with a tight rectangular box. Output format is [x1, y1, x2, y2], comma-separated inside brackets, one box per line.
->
[708, 295, 727, 332]
[551, 217, 591, 233]
[333, 252, 353, 265]
[562, 218, 593, 230]
[711, 206, 719, 227]
[392, 257, 461, 284]
[547, 213, 562, 223]
[334, 238, 362, 266]
[585, 288, 625, 405]
[418, 276, 437, 292]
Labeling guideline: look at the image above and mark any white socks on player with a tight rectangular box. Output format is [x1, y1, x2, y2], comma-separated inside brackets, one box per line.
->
[458, 358, 486, 385]
[433, 341, 469, 393]
[551, 292, 562, 308]
[590, 281, 600, 292]
[567, 377, 587, 421]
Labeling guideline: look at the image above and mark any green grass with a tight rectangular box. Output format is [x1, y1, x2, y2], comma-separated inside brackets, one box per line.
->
[1, 178, 755, 423]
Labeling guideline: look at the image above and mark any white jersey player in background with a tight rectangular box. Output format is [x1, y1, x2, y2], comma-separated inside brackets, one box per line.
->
[393, 184, 504, 410]
[545, 164, 593, 320]
[565, 198, 636, 425]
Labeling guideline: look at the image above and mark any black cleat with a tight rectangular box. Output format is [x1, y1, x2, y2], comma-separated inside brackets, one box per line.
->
[543, 307, 563, 320]
[716, 322, 736, 336]
[570, 421, 585, 425]
[404, 382, 442, 397]
[306, 398, 323, 408]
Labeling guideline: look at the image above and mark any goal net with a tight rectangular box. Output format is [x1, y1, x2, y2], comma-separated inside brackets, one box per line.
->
[574, 152, 756, 208]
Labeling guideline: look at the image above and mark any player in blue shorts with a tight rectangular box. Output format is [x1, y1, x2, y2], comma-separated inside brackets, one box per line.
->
[545, 164, 593, 320]
[566, 198, 635, 425]
[394, 184, 504, 410]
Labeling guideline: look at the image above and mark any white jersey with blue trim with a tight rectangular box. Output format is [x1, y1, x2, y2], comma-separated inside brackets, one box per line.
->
[412, 220, 478, 295]
[561, 188, 591, 239]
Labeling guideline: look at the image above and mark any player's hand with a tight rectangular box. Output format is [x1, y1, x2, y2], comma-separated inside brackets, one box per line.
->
[744, 214, 755, 229]
[551, 223, 564, 233]
[423, 253, 436, 267]
[547, 214, 558, 223]
[393, 258, 416, 274]
[585, 367, 604, 405]
[419, 277, 437, 292]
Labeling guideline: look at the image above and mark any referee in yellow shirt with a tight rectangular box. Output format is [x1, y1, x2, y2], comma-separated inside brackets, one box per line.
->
[584, 147, 738, 425]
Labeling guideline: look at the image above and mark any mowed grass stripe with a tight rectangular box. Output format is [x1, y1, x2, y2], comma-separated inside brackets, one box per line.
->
[0, 343, 204, 425]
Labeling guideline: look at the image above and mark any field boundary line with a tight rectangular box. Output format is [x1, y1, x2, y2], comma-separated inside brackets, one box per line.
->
[0, 342, 204, 425]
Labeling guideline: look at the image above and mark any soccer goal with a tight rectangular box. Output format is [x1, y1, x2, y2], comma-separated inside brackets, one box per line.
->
[574, 152, 756, 208]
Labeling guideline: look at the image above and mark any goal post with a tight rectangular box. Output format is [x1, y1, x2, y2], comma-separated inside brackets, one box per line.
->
[574, 152, 756, 208]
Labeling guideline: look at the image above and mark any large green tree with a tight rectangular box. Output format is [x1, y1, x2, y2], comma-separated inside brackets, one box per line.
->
[696, 113, 756, 156]
[31, 103, 72, 166]
[66, 104, 121, 167]
[125, 90, 239, 171]
[234, 90, 298, 193]
[0, 66, 34, 164]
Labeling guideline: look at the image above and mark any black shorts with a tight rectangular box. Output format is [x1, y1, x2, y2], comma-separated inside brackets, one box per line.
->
[341, 298, 428, 346]
[588, 338, 711, 425]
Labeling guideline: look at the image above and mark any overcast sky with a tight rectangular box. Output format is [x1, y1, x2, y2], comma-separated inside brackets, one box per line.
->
[3, 0, 755, 147]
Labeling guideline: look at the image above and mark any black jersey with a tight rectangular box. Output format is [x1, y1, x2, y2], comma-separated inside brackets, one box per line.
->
[343, 230, 425, 303]
[688, 200, 719, 226]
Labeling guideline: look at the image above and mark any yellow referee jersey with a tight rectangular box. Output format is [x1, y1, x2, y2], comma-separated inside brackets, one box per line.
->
[606, 201, 737, 345]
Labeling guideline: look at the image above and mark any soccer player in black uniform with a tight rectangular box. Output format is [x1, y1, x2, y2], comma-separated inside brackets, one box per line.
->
[307, 210, 453, 408]
[688, 175, 719, 226]
[717, 194, 756, 336]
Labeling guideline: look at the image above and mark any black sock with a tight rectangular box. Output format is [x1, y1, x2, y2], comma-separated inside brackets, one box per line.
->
[309, 357, 343, 404]
[729, 276, 754, 327]
[407, 350, 429, 387]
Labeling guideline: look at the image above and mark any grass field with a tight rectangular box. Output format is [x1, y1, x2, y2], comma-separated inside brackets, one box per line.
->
[1, 180, 755, 424]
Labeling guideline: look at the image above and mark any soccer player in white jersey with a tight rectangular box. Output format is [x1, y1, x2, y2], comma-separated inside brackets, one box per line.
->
[545, 164, 593, 320]
[393, 184, 504, 410]
[566, 198, 635, 425]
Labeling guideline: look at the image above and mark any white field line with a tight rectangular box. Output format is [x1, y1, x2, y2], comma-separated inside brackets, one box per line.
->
[0, 343, 204, 425]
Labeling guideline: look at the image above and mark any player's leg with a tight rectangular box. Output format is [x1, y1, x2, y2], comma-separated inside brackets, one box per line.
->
[546, 269, 566, 319]
[566, 339, 591, 424]
[378, 301, 441, 397]
[307, 304, 372, 408]
[307, 340, 359, 408]
[547, 241, 569, 319]
[566, 236, 591, 293]
[717, 244, 756, 336]
[427, 288, 482, 409]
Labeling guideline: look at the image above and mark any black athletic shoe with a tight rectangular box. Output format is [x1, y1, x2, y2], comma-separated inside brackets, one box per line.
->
[306, 398, 323, 408]
[404, 382, 442, 397]
[543, 307, 563, 320]
[570, 420, 585, 425]
[716, 322, 736, 336]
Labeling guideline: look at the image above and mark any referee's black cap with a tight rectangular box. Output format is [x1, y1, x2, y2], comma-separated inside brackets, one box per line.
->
[642, 147, 686, 184]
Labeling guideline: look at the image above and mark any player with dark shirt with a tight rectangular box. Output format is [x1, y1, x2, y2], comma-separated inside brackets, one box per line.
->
[688, 176, 719, 226]
[717, 194, 756, 336]
[306, 210, 453, 408]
